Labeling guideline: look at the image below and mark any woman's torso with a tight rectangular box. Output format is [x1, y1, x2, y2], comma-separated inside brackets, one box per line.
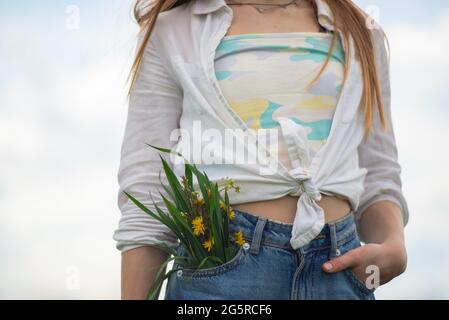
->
[218, 2, 351, 224]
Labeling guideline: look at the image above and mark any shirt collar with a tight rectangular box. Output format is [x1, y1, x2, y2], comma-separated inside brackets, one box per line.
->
[192, 0, 335, 31]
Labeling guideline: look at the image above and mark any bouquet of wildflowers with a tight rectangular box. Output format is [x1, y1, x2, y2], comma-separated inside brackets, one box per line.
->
[124, 144, 246, 300]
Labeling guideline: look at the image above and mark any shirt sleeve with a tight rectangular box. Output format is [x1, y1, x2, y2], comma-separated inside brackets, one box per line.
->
[112, 31, 183, 253]
[354, 28, 410, 229]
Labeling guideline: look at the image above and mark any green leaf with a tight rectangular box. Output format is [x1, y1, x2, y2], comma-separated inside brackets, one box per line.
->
[190, 164, 212, 211]
[123, 191, 163, 224]
[157, 169, 176, 203]
[151, 200, 194, 255]
[159, 195, 209, 265]
[159, 155, 189, 213]
[211, 183, 225, 260]
[223, 190, 230, 257]
[185, 164, 194, 190]
[146, 255, 182, 300]
[144, 143, 184, 159]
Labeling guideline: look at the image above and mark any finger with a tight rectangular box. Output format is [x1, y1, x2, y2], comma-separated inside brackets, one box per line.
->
[322, 247, 364, 273]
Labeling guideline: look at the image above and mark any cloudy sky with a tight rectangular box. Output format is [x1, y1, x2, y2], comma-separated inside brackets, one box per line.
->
[1, 0, 448, 299]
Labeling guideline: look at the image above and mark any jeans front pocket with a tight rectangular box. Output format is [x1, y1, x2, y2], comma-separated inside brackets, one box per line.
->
[164, 244, 250, 300]
[178, 245, 248, 279]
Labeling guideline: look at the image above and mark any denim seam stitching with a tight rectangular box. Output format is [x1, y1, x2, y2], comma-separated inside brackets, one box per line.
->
[179, 247, 247, 278]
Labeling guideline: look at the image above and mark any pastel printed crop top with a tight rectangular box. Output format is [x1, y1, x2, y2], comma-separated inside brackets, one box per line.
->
[214, 32, 345, 171]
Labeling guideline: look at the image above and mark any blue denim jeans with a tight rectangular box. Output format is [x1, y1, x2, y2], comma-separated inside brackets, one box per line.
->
[164, 208, 376, 300]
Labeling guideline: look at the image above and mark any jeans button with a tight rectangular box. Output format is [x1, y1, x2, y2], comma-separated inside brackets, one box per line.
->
[242, 243, 250, 250]
[335, 248, 341, 256]
[176, 270, 183, 277]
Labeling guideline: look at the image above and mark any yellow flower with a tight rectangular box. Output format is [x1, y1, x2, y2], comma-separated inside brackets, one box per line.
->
[234, 230, 245, 247]
[207, 190, 212, 198]
[229, 209, 235, 220]
[203, 238, 215, 252]
[219, 201, 226, 211]
[191, 216, 205, 236]
[194, 198, 205, 206]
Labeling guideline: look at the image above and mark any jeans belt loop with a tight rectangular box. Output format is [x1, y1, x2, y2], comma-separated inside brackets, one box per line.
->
[329, 223, 341, 258]
[249, 217, 267, 256]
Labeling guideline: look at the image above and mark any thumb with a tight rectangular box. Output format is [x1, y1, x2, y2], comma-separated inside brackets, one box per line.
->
[322, 247, 361, 273]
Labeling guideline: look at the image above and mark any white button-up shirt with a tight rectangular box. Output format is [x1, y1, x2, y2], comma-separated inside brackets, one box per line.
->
[113, 0, 409, 252]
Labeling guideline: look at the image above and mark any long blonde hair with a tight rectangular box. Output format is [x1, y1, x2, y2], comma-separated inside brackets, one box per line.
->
[128, 0, 388, 140]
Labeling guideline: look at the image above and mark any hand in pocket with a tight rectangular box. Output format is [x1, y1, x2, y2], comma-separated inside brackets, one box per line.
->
[322, 242, 407, 287]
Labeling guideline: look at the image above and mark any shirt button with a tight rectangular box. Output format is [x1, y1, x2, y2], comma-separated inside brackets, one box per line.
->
[242, 243, 250, 250]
